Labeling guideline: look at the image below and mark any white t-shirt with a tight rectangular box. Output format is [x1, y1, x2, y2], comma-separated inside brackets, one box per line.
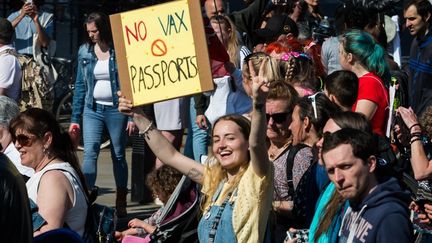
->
[93, 59, 113, 106]
[3, 142, 34, 178]
[0, 45, 22, 102]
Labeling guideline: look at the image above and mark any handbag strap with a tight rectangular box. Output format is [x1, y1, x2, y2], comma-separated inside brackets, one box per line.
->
[286, 143, 308, 197]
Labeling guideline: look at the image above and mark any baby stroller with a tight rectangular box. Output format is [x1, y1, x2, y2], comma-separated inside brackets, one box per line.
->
[123, 175, 199, 243]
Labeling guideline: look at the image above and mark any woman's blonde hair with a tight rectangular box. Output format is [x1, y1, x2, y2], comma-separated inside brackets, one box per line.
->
[201, 114, 251, 212]
[241, 53, 281, 84]
[210, 15, 241, 68]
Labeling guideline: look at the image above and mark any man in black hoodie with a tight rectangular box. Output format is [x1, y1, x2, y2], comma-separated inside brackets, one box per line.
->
[322, 128, 413, 243]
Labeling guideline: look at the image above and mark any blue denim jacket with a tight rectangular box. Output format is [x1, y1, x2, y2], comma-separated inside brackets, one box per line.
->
[71, 44, 120, 124]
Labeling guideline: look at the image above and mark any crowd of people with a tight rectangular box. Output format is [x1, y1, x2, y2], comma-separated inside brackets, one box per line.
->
[3, 0, 432, 242]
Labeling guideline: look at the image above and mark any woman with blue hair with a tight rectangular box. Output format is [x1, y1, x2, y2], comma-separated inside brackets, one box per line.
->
[339, 29, 390, 136]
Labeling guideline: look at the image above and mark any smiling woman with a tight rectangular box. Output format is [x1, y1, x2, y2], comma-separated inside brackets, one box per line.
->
[118, 58, 273, 243]
[9, 108, 89, 237]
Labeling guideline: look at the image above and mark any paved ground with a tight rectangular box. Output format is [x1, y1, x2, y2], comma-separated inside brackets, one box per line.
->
[76, 147, 160, 229]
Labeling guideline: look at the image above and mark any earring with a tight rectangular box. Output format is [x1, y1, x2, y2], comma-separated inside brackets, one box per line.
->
[43, 147, 51, 158]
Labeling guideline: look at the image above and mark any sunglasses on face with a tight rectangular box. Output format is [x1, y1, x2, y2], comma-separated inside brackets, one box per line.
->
[13, 134, 36, 147]
[266, 112, 290, 124]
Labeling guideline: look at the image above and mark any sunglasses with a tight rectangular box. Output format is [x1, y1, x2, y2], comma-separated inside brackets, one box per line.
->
[266, 112, 290, 124]
[308, 92, 324, 119]
[13, 134, 36, 147]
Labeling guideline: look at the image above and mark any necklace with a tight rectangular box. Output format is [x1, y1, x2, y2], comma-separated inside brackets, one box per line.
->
[268, 140, 292, 160]
[36, 157, 57, 172]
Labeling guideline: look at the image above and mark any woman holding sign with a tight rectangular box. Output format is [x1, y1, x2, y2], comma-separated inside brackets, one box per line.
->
[69, 12, 132, 217]
[118, 58, 273, 243]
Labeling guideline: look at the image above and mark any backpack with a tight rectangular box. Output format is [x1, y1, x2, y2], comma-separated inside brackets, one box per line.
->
[83, 201, 117, 243]
[79, 186, 117, 243]
[0, 49, 54, 111]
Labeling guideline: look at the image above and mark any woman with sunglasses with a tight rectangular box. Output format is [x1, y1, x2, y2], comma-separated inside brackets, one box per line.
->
[118, 59, 273, 243]
[265, 81, 299, 242]
[10, 108, 89, 236]
[339, 29, 390, 136]
[287, 92, 340, 227]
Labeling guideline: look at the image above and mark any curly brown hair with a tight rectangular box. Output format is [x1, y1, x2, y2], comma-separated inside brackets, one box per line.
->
[146, 165, 183, 204]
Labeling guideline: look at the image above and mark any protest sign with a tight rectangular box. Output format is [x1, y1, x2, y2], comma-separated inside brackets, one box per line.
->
[110, 0, 213, 106]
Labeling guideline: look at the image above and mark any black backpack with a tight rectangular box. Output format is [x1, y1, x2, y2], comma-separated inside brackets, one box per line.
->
[82, 187, 117, 243]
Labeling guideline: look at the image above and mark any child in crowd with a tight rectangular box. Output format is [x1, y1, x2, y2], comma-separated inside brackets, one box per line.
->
[323, 70, 359, 111]
[115, 166, 183, 241]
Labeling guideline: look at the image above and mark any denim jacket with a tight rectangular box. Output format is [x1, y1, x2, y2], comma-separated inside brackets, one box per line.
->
[71, 44, 120, 124]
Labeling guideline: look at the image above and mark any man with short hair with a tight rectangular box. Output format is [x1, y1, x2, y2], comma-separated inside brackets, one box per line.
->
[404, 0, 432, 116]
[322, 128, 413, 243]
[0, 18, 22, 102]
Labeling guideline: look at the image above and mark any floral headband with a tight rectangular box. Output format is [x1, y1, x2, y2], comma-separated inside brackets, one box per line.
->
[281, 51, 311, 61]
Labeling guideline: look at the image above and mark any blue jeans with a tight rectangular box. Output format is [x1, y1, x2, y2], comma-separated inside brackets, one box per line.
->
[183, 97, 209, 161]
[82, 104, 128, 188]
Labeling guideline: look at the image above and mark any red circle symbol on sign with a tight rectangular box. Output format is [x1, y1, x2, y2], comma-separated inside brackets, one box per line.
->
[151, 39, 167, 57]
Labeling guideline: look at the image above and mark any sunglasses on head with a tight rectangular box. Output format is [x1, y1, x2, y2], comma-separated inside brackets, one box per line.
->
[13, 134, 36, 147]
[266, 112, 290, 124]
[308, 92, 324, 119]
